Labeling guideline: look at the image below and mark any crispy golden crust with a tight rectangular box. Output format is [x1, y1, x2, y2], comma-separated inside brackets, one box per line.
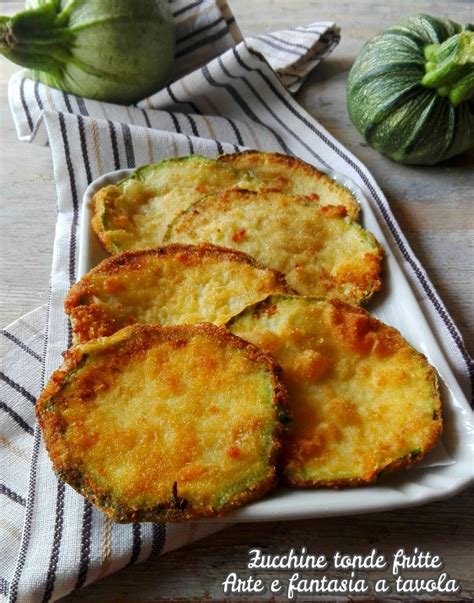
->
[65, 243, 291, 344]
[164, 189, 383, 305]
[92, 152, 361, 255]
[218, 151, 360, 220]
[91, 185, 124, 254]
[91, 156, 253, 254]
[36, 323, 289, 522]
[227, 295, 442, 488]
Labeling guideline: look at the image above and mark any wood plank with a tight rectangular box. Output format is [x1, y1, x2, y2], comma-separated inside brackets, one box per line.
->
[63, 487, 474, 601]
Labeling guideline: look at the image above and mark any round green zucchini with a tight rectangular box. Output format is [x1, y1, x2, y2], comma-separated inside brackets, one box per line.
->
[347, 14, 474, 165]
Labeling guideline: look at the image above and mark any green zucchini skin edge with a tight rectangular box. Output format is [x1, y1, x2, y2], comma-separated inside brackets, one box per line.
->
[117, 155, 216, 187]
[347, 14, 474, 165]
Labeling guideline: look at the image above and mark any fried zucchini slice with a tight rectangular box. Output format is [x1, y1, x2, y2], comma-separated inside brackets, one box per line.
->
[65, 244, 290, 344]
[218, 151, 360, 220]
[92, 155, 254, 253]
[36, 323, 288, 522]
[164, 190, 383, 305]
[92, 152, 360, 255]
[228, 295, 442, 487]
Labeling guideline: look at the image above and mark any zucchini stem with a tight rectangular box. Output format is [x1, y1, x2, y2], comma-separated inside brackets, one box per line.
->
[422, 30, 474, 106]
[0, 3, 72, 75]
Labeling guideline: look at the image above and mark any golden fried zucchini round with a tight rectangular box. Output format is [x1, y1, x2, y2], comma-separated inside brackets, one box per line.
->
[36, 323, 288, 522]
[65, 243, 290, 344]
[218, 151, 360, 220]
[92, 155, 254, 253]
[227, 295, 442, 487]
[92, 152, 360, 255]
[164, 190, 383, 305]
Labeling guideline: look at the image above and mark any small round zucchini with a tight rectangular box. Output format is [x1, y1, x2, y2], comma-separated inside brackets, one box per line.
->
[347, 15, 474, 165]
[164, 189, 383, 305]
[36, 323, 289, 522]
[228, 295, 442, 487]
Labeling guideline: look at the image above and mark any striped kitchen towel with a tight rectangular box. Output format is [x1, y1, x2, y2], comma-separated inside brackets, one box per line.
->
[1, 0, 472, 601]
[247, 22, 340, 92]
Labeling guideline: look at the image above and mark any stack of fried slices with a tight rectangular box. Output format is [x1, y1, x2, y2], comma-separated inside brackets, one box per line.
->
[36, 152, 442, 522]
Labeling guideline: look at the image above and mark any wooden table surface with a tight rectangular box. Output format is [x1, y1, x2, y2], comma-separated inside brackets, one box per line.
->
[1, 0, 472, 601]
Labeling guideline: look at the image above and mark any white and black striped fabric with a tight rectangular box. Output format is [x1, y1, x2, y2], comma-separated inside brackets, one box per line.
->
[1, 0, 472, 601]
[247, 22, 340, 92]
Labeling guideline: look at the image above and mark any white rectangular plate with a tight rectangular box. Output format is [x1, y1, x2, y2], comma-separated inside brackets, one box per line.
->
[79, 161, 473, 522]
